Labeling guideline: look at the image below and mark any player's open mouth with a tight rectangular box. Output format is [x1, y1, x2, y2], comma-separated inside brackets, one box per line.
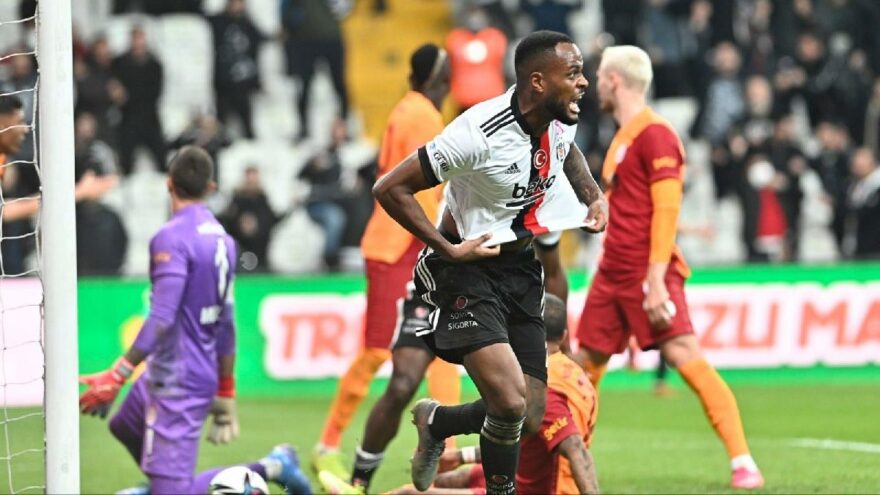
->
[569, 94, 583, 114]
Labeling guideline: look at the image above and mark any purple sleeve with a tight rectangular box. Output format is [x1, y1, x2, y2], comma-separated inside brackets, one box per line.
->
[215, 300, 236, 357]
[132, 273, 187, 354]
[133, 232, 188, 354]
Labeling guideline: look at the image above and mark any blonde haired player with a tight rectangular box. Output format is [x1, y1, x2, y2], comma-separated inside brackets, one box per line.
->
[573, 45, 764, 489]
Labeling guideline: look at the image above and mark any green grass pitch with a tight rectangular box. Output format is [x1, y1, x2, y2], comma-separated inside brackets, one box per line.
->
[2, 368, 879, 494]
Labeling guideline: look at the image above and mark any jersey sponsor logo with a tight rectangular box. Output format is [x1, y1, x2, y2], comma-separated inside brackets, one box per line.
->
[652, 156, 679, 170]
[502, 163, 520, 175]
[543, 416, 569, 441]
[533, 149, 548, 169]
[508, 175, 557, 207]
[447, 311, 477, 331]
[454, 295, 468, 309]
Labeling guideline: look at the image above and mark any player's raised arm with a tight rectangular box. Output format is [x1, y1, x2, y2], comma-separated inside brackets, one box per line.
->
[556, 435, 600, 494]
[563, 143, 608, 233]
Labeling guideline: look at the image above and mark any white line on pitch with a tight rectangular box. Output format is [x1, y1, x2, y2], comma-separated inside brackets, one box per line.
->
[789, 438, 880, 454]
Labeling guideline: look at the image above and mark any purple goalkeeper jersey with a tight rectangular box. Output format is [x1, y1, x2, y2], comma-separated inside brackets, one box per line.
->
[135, 203, 237, 398]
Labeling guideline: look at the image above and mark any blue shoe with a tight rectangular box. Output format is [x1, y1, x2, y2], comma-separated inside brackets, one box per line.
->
[266, 444, 313, 494]
[115, 481, 150, 495]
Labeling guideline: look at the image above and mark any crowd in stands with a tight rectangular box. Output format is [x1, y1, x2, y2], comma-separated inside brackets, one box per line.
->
[1, 0, 879, 276]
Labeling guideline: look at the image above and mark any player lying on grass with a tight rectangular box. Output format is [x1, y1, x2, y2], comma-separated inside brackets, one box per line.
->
[78, 146, 311, 495]
[322, 293, 599, 495]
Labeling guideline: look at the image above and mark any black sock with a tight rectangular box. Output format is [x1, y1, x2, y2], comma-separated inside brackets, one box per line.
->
[350, 445, 384, 490]
[479, 414, 524, 495]
[428, 399, 486, 439]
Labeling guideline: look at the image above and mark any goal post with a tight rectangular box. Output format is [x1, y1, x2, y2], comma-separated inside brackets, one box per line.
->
[37, 0, 80, 492]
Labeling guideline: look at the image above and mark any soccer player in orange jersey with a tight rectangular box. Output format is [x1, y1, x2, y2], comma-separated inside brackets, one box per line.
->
[381, 294, 599, 495]
[312, 44, 462, 476]
[573, 45, 764, 489]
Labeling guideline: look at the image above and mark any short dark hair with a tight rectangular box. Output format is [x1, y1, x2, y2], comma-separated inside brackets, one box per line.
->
[543, 293, 567, 342]
[514, 30, 573, 81]
[169, 146, 214, 199]
[0, 95, 24, 116]
[411, 43, 443, 88]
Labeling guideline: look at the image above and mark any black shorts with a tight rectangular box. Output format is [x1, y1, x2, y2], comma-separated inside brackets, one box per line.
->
[412, 246, 547, 383]
[391, 284, 434, 356]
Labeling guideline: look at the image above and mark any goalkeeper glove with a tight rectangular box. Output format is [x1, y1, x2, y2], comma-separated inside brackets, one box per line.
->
[206, 376, 239, 445]
[79, 357, 134, 419]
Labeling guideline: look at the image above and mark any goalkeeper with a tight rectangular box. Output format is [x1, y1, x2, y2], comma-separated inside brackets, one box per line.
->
[79, 146, 311, 495]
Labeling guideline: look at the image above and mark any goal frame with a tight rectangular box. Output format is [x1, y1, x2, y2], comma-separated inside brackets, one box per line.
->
[37, 0, 80, 492]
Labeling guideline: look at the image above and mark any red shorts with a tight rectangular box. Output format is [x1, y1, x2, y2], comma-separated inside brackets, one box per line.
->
[363, 240, 423, 349]
[576, 267, 694, 355]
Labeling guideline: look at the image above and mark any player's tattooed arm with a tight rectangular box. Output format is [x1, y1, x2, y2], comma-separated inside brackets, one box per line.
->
[563, 143, 602, 206]
[564, 144, 608, 233]
[557, 435, 600, 494]
[524, 375, 547, 436]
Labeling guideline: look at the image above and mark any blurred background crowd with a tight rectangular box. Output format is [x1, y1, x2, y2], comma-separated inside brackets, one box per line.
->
[1, 0, 879, 276]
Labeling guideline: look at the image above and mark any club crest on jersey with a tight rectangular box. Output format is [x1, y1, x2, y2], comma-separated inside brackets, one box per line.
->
[533, 149, 548, 169]
[555, 140, 567, 161]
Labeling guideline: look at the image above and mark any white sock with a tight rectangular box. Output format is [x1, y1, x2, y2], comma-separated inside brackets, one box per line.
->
[730, 454, 758, 472]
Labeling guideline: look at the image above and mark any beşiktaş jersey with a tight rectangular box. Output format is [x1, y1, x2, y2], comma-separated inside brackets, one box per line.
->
[417, 87, 589, 246]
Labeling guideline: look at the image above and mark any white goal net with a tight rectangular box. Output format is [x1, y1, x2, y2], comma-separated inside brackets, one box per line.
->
[0, 1, 79, 493]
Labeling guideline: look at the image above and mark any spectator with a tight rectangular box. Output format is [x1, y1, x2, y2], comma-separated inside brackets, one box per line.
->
[207, 0, 267, 139]
[522, 0, 584, 37]
[0, 51, 39, 195]
[643, 0, 693, 98]
[169, 112, 232, 178]
[601, 0, 642, 46]
[280, 0, 350, 142]
[222, 166, 280, 272]
[696, 41, 745, 145]
[297, 118, 349, 271]
[73, 112, 126, 275]
[112, 27, 166, 175]
[0, 94, 34, 275]
[811, 120, 853, 252]
[863, 78, 880, 156]
[75, 36, 120, 144]
[446, 6, 507, 112]
[843, 147, 880, 258]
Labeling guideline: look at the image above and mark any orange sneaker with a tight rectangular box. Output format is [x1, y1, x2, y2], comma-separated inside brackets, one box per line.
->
[731, 467, 765, 489]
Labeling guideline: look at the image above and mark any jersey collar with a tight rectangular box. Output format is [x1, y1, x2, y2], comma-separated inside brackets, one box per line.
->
[510, 90, 535, 137]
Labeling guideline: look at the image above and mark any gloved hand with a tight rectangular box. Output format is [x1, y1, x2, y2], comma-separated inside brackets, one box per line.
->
[206, 376, 239, 445]
[79, 357, 134, 419]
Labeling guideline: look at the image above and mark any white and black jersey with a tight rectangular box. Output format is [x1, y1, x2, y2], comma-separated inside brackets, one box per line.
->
[418, 87, 589, 246]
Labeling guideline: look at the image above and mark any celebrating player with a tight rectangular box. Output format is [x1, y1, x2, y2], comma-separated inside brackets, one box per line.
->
[313, 43, 463, 476]
[317, 232, 569, 494]
[78, 146, 311, 495]
[572, 45, 764, 489]
[373, 31, 607, 494]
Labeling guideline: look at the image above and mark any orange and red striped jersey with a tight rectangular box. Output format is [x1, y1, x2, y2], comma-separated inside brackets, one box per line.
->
[600, 107, 690, 278]
[516, 351, 598, 494]
[361, 91, 444, 263]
